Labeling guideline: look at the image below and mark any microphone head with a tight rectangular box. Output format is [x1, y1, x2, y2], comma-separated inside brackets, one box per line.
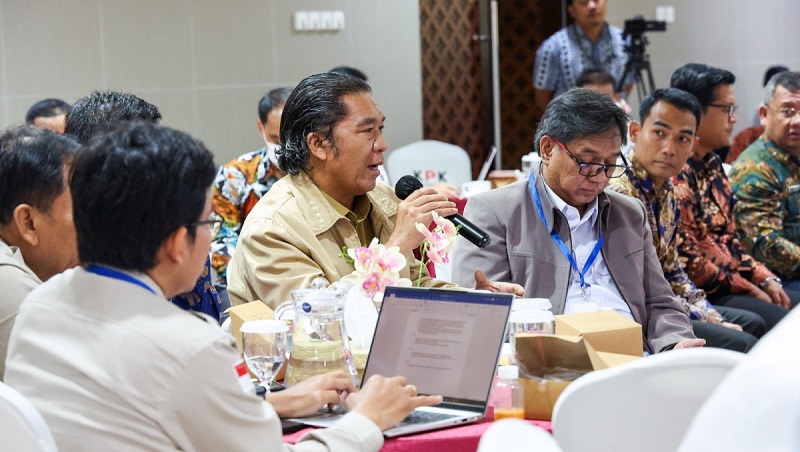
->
[395, 175, 423, 200]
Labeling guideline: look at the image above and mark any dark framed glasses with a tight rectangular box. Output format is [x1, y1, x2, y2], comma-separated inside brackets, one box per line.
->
[708, 103, 738, 120]
[554, 138, 628, 178]
[186, 212, 223, 237]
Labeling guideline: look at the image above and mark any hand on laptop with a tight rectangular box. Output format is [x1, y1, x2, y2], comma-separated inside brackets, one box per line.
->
[345, 375, 443, 431]
[264, 370, 356, 418]
[474, 269, 525, 297]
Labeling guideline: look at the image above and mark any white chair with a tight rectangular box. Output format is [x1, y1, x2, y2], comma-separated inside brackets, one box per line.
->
[384, 140, 473, 187]
[0, 381, 58, 451]
[478, 418, 562, 452]
[551, 347, 745, 452]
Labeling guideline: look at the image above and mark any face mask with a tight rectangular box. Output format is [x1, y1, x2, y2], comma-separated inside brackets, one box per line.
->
[265, 141, 280, 167]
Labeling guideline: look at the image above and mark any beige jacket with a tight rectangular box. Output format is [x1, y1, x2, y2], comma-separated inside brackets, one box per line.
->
[228, 172, 452, 309]
[5, 267, 383, 451]
[0, 237, 41, 380]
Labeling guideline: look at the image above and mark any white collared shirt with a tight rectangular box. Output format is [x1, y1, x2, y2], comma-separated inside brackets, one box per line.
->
[541, 183, 633, 320]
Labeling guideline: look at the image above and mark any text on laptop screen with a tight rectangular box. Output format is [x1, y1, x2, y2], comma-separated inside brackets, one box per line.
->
[364, 287, 512, 403]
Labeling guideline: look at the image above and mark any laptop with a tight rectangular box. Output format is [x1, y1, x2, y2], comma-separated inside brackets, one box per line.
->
[477, 145, 499, 182]
[289, 286, 514, 437]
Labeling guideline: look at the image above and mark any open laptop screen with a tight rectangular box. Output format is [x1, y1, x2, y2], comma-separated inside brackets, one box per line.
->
[364, 287, 513, 404]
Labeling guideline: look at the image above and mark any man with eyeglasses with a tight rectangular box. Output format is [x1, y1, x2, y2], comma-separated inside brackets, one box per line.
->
[730, 71, 800, 290]
[452, 88, 701, 354]
[671, 64, 795, 335]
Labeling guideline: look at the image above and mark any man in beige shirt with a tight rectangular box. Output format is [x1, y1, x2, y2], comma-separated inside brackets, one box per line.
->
[228, 72, 523, 308]
[0, 126, 80, 380]
[6, 120, 441, 451]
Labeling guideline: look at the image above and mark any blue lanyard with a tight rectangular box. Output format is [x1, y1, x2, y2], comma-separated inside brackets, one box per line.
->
[528, 172, 603, 300]
[85, 265, 157, 295]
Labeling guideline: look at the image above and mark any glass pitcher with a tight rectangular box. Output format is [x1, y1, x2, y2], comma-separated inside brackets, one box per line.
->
[274, 280, 359, 387]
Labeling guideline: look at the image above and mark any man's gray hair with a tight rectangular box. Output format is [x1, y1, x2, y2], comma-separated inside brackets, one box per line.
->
[534, 88, 629, 154]
[764, 71, 800, 105]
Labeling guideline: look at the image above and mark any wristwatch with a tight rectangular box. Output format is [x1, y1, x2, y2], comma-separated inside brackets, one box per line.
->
[759, 276, 783, 289]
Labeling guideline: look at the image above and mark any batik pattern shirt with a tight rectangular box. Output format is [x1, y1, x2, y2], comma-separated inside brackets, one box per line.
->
[211, 148, 281, 285]
[729, 136, 800, 279]
[673, 152, 774, 296]
[533, 23, 631, 97]
[608, 153, 712, 319]
[171, 256, 224, 323]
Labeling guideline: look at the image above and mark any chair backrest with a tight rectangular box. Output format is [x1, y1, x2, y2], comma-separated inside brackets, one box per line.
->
[478, 419, 562, 452]
[551, 348, 745, 452]
[0, 381, 58, 451]
[385, 140, 473, 187]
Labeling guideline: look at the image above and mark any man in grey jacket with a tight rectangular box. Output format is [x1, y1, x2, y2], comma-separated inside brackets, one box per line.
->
[452, 88, 701, 353]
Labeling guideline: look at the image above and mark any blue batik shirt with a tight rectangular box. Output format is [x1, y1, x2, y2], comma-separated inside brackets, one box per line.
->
[533, 23, 631, 97]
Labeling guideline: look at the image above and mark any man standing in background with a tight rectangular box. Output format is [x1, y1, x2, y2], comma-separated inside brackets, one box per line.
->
[533, 0, 631, 111]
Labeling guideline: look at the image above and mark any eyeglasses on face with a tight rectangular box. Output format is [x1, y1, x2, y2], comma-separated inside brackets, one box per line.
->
[553, 138, 628, 178]
[770, 105, 799, 121]
[708, 103, 738, 119]
[186, 213, 223, 237]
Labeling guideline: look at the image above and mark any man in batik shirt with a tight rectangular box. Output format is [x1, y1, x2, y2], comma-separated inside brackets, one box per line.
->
[533, 0, 631, 112]
[210, 87, 291, 286]
[730, 72, 800, 289]
[671, 63, 796, 332]
[610, 88, 763, 351]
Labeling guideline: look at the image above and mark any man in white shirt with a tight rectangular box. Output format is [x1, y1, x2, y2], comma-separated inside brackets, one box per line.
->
[0, 126, 80, 380]
[5, 120, 440, 451]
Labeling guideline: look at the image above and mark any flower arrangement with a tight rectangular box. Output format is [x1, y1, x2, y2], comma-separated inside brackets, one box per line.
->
[341, 212, 459, 298]
[342, 238, 411, 300]
[414, 212, 459, 286]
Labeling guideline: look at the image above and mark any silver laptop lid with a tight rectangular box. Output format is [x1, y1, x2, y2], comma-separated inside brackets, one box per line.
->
[364, 287, 513, 411]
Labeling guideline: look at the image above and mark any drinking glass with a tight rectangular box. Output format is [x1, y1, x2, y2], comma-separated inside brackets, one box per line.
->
[241, 320, 289, 393]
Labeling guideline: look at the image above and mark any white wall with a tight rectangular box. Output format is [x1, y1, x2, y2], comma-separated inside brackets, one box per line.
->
[0, 0, 423, 165]
[606, 0, 800, 133]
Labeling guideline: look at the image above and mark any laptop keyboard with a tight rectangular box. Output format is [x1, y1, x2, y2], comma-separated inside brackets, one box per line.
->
[393, 410, 458, 428]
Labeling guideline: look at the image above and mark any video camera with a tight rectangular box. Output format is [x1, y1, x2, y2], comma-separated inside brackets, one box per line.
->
[616, 15, 666, 97]
[623, 15, 666, 37]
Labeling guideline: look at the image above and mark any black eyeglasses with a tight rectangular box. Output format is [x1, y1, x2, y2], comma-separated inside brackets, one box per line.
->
[186, 213, 222, 237]
[554, 138, 628, 178]
[708, 103, 738, 120]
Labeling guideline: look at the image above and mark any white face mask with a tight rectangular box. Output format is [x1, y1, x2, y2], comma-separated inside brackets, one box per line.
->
[265, 141, 280, 167]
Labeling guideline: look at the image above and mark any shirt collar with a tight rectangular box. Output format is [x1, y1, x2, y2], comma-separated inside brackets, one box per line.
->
[629, 152, 673, 197]
[322, 191, 372, 227]
[288, 172, 396, 235]
[571, 22, 610, 43]
[542, 178, 599, 229]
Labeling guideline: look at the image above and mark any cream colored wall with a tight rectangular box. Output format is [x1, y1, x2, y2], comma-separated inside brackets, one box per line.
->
[606, 0, 800, 134]
[0, 0, 423, 165]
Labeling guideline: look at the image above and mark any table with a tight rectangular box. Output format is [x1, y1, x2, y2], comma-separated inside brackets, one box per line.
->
[283, 406, 552, 452]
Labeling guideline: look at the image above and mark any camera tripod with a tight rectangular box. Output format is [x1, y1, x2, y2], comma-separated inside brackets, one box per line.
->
[617, 33, 656, 102]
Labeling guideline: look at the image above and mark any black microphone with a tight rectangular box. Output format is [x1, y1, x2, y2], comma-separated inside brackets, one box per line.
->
[395, 175, 491, 248]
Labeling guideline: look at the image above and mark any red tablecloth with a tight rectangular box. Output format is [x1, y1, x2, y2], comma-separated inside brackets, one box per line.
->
[283, 406, 552, 452]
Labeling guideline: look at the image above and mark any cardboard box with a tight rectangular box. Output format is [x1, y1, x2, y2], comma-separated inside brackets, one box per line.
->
[229, 301, 276, 353]
[229, 301, 287, 381]
[555, 310, 643, 357]
[514, 334, 640, 420]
